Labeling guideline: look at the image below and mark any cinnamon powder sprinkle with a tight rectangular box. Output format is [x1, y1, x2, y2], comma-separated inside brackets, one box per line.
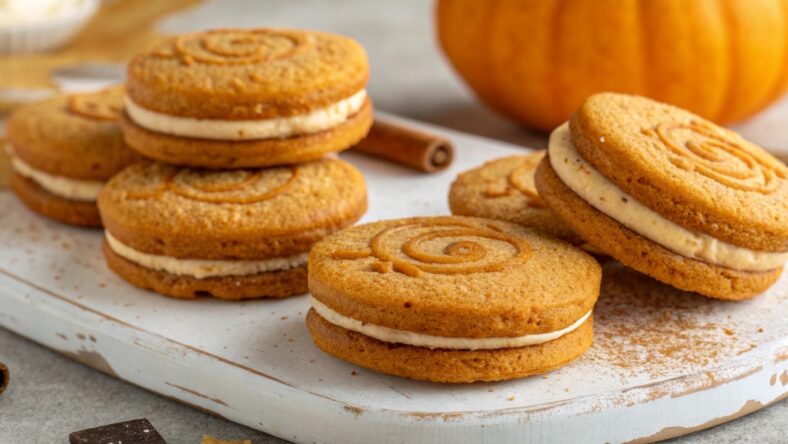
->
[587, 264, 747, 378]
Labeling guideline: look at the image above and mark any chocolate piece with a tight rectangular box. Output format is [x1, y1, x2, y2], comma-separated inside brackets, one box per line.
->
[0, 362, 8, 395]
[201, 436, 251, 444]
[69, 419, 166, 444]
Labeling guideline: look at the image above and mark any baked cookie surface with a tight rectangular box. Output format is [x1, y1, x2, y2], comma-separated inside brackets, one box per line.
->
[98, 158, 367, 300]
[122, 28, 373, 168]
[307, 215, 601, 382]
[570, 93, 788, 251]
[6, 87, 141, 227]
[126, 28, 369, 119]
[449, 151, 580, 243]
[536, 93, 788, 300]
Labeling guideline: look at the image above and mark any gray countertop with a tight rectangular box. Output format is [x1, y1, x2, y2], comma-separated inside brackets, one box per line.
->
[0, 0, 786, 442]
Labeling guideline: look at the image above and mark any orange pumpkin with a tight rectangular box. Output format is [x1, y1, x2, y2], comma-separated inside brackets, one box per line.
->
[436, 0, 788, 132]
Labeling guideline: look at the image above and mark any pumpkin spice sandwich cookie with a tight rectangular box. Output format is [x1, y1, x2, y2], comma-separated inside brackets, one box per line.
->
[6, 87, 141, 227]
[449, 151, 582, 244]
[122, 28, 374, 169]
[307, 216, 601, 383]
[98, 158, 367, 300]
[536, 93, 788, 300]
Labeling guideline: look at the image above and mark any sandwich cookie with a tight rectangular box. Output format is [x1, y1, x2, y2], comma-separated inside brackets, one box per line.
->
[307, 216, 600, 383]
[98, 158, 367, 300]
[6, 87, 141, 227]
[122, 28, 373, 168]
[536, 93, 788, 300]
[449, 151, 581, 244]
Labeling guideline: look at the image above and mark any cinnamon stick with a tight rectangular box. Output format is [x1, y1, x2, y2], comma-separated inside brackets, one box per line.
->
[353, 119, 454, 173]
[0, 362, 8, 395]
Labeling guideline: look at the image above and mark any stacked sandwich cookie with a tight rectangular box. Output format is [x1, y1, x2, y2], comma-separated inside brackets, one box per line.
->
[98, 160, 366, 300]
[120, 28, 373, 168]
[306, 216, 601, 382]
[6, 87, 141, 227]
[536, 93, 788, 300]
[99, 28, 372, 300]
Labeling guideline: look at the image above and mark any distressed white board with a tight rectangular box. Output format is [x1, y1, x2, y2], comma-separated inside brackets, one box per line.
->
[0, 114, 785, 444]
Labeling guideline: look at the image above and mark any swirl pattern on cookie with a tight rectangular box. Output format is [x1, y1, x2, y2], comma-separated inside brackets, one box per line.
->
[332, 220, 531, 277]
[127, 164, 298, 204]
[156, 29, 314, 66]
[483, 154, 545, 207]
[643, 121, 787, 194]
[67, 88, 124, 121]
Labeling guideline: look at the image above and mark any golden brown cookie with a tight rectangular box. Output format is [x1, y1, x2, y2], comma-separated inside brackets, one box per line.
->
[536, 93, 788, 300]
[6, 87, 142, 227]
[449, 151, 581, 243]
[10, 172, 102, 227]
[123, 28, 373, 168]
[307, 216, 601, 383]
[98, 158, 367, 300]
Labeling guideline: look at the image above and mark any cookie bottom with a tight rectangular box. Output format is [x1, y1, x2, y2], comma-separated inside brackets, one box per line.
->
[10, 171, 101, 227]
[120, 99, 374, 169]
[535, 158, 782, 300]
[306, 309, 593, 383]
[103, 240, 308, 300]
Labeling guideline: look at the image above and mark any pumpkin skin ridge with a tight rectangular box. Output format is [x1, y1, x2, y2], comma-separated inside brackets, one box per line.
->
[751, 0, 788, 121]
[436, 0, 788, 132]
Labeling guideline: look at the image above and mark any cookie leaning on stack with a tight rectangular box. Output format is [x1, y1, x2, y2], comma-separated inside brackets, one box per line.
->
[98, 158, 367, 300]
[536, 93, 788, 300]
[6, 87, 141, 227]
[121, 28, 374, 169]
[307, 216, 601, 383]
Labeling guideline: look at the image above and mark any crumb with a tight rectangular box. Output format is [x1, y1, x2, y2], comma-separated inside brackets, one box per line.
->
[565, 388, 571, 392]
[507, 396, 515, 401]
[487, 388, 494, 393]
[351, 371, 358, 376]
[722, 327, 735, 336]
[280, 316, 288, 320]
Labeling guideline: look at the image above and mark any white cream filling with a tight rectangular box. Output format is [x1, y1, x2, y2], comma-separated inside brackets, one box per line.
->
[6, 144, 103, 201]
[105, 231, 308, 279]
[311, 297, 592, 350]
[548, 122, 788, 272]
[124, 89, 367, 141]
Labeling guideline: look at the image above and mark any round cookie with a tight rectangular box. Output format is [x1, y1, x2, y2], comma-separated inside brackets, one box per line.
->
[6, 87, 142, 227]
[123, 28, 374, 168]
[98, 158, 367, 300]
[535, 93, 788, 300]
[306, 216, 601, 383]
[449, 151, 581, 244]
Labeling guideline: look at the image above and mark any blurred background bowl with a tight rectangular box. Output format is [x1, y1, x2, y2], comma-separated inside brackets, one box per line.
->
[0, 0, 99, 54]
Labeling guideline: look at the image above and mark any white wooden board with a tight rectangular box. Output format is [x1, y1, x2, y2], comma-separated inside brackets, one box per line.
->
[0, 114, 786, 444]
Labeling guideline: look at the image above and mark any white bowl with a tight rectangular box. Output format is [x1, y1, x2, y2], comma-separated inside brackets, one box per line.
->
[0, 0, 100, 54]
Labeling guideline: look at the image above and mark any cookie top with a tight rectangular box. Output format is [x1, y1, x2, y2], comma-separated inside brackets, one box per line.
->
[308, 216, 600, 338]
[449, 151, 580, 243]
[570, 93, 788, 252]
[6, 87, 141, 181]
[126, 28, 369, 120]
[98, 158, 367, 260]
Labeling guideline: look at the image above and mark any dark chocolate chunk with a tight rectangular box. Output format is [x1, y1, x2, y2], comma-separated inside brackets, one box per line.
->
[0, 362, 8, 395]
[69, 419, 166, 444]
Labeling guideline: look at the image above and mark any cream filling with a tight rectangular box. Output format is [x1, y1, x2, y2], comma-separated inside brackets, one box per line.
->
[6, 144, 103, 201]
[311, 297, 592, 350]
[548, 123, 788, 272]
[124, 89, 367, 141]
[105, 231, 308, 279]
